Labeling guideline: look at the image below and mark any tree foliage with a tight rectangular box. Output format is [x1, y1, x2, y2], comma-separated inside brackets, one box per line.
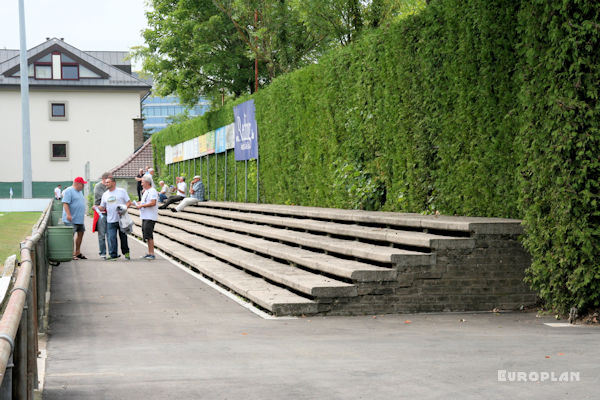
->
[136, 0, 426, 104]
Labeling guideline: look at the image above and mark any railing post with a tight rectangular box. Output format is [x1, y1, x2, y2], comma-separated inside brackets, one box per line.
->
[13, 303, 27, 399]
[0, 355, 13, 399]
[27, 284, 37, 397]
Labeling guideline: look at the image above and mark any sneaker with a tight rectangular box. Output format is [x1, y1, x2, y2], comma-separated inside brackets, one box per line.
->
[170, 208, 178, 213]
[124, 252, 130, 260]
[142, 254, 156, 260]
[100, 254, 106, 260]
[106, 255, 120, 261]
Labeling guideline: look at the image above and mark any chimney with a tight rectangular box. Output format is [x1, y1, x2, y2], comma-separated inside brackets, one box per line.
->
[133, 118, 145, 151]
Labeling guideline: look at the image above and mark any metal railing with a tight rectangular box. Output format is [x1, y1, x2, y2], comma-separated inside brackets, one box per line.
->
[0, 201, 52, 399]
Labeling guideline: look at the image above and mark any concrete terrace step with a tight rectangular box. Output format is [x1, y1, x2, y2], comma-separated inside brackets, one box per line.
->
[182, 205, 475, 250]
[131, 225, 318, 316]
[157, 208, 432, 264]
[130, 215, 357, 298]
[193, 201, 524, 235]
[129, 210, 396, 282]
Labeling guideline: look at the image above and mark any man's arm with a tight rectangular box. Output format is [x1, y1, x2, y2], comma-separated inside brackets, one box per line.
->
[63, 203, 72, 222]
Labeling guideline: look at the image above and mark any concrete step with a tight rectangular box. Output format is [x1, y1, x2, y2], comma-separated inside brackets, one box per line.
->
[131, 225, 318, 316]
[192, 201, 523, 235]
[183, 206, 475, 250]
[158, 208, 432, 264]
[129, 210, 396, 282]
[130, 215, 357, 298]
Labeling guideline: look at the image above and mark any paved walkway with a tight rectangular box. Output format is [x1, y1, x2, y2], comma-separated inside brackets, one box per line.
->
[42, 219, 599, 399]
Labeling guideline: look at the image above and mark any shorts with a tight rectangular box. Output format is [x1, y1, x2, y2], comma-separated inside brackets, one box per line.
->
[142, 220, 156, 240]
[64, 222, 85, 232]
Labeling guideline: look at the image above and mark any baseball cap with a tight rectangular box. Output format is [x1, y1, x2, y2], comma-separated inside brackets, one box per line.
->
[74, 177, 88, 184]
[193, 175, 201, 180]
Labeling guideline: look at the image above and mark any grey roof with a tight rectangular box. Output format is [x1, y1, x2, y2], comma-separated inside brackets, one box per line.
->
[0, 38, 150, 90]
[85, 51, 130, 67]
[0, 50, 19, 64]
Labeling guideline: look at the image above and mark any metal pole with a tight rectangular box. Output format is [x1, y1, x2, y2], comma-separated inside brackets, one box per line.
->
[193, 158, 196, 176]
[234, 160, 237, 202]
[224, 150, 228, 201]
[207, 156, 210, 200]
[256, 157, 259, 203]
[244, 160, 248, 203]
[19, 0, 32, 198]
[215, 153, 218, 201]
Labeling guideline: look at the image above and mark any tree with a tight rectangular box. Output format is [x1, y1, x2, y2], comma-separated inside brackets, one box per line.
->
[135, 0, 426, 104]
[133, 0, 255, 105]
[211, 0, 326, 81]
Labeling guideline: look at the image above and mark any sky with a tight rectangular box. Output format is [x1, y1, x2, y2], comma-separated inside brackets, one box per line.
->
[0, 0, 150, 70]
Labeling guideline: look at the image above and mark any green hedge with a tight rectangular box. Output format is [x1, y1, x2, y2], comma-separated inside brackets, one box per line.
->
[152, 0, 600, 313]
[517, 1, 600, 313]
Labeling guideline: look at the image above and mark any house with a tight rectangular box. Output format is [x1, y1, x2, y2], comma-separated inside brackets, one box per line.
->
[106, 137, 154, 197]
[0, 38, 151, 198]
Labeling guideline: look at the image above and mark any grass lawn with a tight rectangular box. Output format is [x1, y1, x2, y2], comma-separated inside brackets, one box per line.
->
[0, 212, 41, 265]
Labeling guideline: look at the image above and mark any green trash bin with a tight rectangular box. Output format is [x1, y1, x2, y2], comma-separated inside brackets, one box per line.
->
[51, 211, 64, 226]
[47, 226, 73, 262]
[52, 199, 63, 212]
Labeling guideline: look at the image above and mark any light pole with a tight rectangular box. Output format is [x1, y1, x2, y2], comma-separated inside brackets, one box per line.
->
[19, 0, 32, 198]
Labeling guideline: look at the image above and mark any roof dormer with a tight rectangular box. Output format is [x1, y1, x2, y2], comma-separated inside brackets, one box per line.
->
[10, 50, 103, 80]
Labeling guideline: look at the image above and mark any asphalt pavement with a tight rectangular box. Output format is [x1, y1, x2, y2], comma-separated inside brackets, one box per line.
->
[42, 219, 599, 400]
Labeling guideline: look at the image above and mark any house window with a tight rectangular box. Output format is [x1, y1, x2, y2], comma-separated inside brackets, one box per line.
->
[50, 142, 69, 161]
[52, 103, 65, 117]
[34, 64, 52, 79]
[61, 64, 79, 80]
[49, 101, 68, 121]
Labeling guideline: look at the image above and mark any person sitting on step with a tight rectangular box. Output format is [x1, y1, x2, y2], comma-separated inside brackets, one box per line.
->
[158, 176, 186, 209]
[171, 175, 205, 213]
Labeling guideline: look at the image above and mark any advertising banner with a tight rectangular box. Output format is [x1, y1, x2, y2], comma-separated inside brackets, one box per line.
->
[234, 100, 258, 161]
[206, 130, 215, 155]
[173, 143, 184, 162]
[225, 123, 235, 150]
[198, 134, 207, 155]
[215, 127, 227, 153]
[165, 145, 173, 165]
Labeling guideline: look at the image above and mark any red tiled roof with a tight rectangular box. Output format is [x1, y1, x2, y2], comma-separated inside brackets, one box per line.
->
[107, 138, 153, 178]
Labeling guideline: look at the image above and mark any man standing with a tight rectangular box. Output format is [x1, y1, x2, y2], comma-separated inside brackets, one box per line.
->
[54, 184, 62, 200]
[62, 177, 87, 260]
[93, 173, 110, 259]
[172, 175, 205, 213]
[100, 176, 132, 260]
[158, 176, 186, 209]
[134, 175, 158, 259]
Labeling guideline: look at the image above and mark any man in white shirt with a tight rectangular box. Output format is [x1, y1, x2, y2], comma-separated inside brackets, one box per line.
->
[158, 180, 168, 203]
[54, 184, 62, 199]
[99, 176, 132, 260]
[134, 175, 158, 260]
[158, 176, 186, 209]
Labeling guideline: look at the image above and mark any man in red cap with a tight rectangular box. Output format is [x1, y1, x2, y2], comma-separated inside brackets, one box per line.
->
[62, 176, 88, 260]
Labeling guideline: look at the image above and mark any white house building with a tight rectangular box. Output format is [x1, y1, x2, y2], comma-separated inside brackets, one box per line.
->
[0, 38, 151, 198]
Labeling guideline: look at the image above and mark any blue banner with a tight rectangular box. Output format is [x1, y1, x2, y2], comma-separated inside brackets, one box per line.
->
[215, 126, 227, 153]
[234, 100, 258, 161]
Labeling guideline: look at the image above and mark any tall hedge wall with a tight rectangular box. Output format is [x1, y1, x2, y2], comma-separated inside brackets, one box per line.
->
[152, 0, 600, 313]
